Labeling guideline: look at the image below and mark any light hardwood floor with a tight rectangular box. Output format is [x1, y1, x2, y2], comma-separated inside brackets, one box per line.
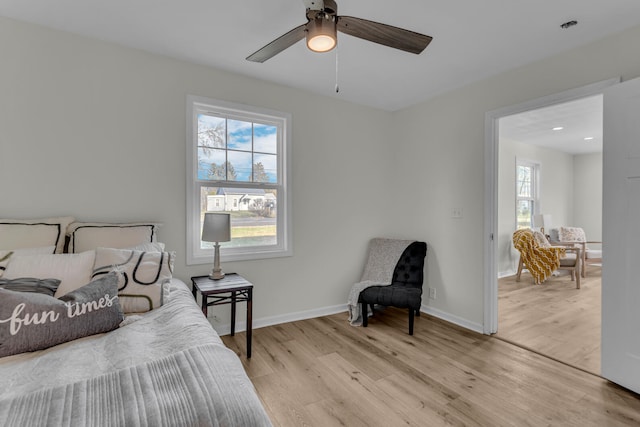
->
[222, 299, 640, 426]
[496, 266, 601, 375]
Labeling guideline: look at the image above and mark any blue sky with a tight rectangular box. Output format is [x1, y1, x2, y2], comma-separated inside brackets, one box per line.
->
[197, 115, 278, 182]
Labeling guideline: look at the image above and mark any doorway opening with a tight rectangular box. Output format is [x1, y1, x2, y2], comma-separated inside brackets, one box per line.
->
[483, 78, 619, 375]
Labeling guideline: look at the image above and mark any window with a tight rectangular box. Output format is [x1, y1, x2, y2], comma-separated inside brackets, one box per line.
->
[516, 161, 539, 229]
[186, 95, 292, 264]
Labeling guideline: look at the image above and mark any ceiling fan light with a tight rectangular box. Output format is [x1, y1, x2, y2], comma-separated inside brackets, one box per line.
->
[306, 16, 336, 52]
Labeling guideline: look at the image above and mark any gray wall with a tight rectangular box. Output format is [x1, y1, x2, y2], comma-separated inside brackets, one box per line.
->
[0, 16, 396, 329]
[495, 145, 603, 277]
[574, 152, 603, 241]
[391, 25, 640, 329]
[497, 139, 575, 276]
[1, 15, 638, 332]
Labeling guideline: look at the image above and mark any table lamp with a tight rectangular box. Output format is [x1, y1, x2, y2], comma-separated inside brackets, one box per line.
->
[201, 212, 231, 280]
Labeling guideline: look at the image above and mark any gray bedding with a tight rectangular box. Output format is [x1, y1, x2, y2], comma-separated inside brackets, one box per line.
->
[0, 279, 272, 426]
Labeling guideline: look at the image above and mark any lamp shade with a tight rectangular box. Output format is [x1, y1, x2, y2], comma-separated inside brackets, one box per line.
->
[533, 214, 552, 230]
[202, 213, 231, 242]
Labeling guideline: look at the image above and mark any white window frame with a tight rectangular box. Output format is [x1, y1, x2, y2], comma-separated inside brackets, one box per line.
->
[186, 95, 292, 265]
[515, 159, 540, 229]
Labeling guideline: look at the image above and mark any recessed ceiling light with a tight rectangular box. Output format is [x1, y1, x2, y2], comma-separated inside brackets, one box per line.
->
[553, 127, 564, 131]
[584, 137, 594, 141]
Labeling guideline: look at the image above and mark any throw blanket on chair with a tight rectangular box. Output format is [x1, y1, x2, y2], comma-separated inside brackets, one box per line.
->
[348, 238, 415, 326]
[513, 229, 565, 285]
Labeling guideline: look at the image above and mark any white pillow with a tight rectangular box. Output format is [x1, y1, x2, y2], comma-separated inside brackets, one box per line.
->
[92, 247, 174, 314]
[0, 216, 74, 253]
[128, 242, 166, 252]
[0, 246, 56, 277]
[66, 222, 160, 253]
[3, 251, 96, 298]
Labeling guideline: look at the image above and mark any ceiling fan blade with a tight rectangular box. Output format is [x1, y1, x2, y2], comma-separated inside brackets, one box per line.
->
[337, 16, 432, 55]
[246, 24, 307, 63]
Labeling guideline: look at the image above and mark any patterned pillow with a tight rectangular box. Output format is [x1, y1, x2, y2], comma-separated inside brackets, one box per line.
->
[0, 278, 61, 296]
[559, 226, 586, 242]
[92, 247, 174, 314]
[0, 273, 123, 357]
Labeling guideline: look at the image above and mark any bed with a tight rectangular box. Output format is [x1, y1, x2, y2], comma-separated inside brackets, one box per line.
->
[0, 217, 272, 426]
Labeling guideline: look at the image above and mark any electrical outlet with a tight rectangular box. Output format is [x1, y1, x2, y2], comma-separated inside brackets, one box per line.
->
[451, 207, 463, 218]
[428, 287, 436, 300]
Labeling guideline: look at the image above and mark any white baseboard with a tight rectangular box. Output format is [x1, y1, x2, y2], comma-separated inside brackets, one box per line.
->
[212, 303, 348, 336]
[420, 304, 484, 334]
[498, 269, 517, 279]
[212, 302, 483, 337]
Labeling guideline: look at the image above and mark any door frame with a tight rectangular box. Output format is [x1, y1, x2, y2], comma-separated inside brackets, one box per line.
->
[483, 77, 619, 334]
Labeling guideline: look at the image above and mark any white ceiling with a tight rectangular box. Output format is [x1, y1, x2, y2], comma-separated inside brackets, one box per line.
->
[1, 1, 639, 111]
[500, 95, 603, 155]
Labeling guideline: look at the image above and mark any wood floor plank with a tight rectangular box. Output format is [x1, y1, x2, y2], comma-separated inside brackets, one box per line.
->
[315, 352, 421, 426]
[250, 373, 316, 427]
[222, 299, 640, 426]
[496, 267, 602, 374]
[375, 373, 464, 425]
[304, 398, 370, 427]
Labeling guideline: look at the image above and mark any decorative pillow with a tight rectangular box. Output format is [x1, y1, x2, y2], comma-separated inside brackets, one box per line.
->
[0, 272, 123, 357]
[0, 246, 56, 277]
[0, 217, 74, 253]
[533, 231, 551, 248]
[92, 247, 174, 313]
[3, 251, 96, 298]
[559, 226, 586, 243]
[66, 222, 160, 253]
[0, 278, 61, 296]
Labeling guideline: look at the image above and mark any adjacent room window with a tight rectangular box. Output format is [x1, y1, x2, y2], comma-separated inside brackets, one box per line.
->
[516, 160, 539, 229]
[186, 95, 292, 264]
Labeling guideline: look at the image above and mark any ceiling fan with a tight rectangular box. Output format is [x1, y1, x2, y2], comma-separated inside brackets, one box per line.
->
[246, 0, 432, 63]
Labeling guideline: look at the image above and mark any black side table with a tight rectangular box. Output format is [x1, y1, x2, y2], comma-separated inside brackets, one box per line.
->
[191, 273, 253, 358]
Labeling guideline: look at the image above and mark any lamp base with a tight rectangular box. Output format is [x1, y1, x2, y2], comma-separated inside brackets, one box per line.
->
[209, 270, 225, 280]
[209, 242, 225, 280]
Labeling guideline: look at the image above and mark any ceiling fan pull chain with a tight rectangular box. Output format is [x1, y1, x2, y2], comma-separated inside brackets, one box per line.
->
[335, 44, 339, 93]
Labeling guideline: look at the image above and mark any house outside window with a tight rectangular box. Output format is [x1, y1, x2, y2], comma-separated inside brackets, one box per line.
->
[516, 160, 539, 229]
[186, 95, 292, 264]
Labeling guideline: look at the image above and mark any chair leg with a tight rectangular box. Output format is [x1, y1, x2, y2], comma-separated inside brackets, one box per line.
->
[576, 268, 581, 289]
[415, 309, 420, 317]
[516, 256, 523, 282]
[408, 309, 415, 335]
[361, 302, 368, 327]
